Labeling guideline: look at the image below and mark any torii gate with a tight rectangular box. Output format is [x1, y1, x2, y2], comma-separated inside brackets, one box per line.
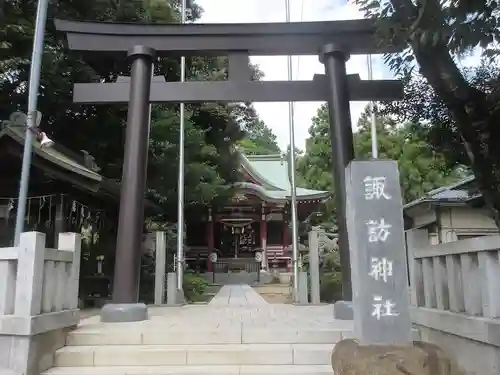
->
[55, 18, 402, 322]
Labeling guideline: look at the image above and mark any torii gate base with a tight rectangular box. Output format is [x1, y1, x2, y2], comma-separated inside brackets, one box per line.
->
[55, 18, 403, 322]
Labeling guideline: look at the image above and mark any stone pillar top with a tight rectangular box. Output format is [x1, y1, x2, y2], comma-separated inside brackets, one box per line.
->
[128, 45, 156, 59]
[319, 43, 350, 63]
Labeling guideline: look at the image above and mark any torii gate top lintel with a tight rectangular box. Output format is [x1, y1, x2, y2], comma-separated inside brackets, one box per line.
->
[55, 17, 403, 105]
[54, 18, 401, 56]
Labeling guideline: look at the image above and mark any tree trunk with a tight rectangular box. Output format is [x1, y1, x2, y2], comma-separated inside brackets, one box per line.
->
[410, 44, 500, 228]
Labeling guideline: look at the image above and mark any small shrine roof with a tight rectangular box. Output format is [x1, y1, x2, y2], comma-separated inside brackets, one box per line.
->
[0, 126, 102, 182]
[404, 175, 480, 210]
[239, 152, 329, 202]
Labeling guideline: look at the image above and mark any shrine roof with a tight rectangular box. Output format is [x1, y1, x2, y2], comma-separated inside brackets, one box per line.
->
[403, 175, 480, 211]
[239, 152, 329, 202]
[0, 126, 103, 181]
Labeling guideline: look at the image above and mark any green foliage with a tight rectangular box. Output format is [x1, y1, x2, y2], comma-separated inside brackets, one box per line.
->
[319, 250, 342, 303]
[380, 64, 500, 169]
[297, 104, 463, 224]
[183, 271, 209, 302]
[354, 0, 500, 73]
[238, 120, 281, 155]
[0, 0, 267, 219]
[353, 0, 500, 226]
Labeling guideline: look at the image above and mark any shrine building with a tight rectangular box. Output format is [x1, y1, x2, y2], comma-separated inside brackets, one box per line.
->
[185, 152, 329, 271]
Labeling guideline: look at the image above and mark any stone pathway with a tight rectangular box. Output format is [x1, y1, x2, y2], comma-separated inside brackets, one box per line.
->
[209, 284, 268, 306]
[45, 284, 352, 374]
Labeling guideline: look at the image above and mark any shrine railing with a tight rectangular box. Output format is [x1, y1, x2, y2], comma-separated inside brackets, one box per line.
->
[410, 235, 500, 318]
[213, 258, 261, 273]
[0, 231, 82, 335]
[407, 232, 500, 362]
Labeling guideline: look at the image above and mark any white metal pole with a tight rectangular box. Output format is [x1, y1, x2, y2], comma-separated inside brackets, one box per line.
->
[176, 0, 187, 291]
[367, 54, 378, 158]
[285, 0, 300, 302]
[13, 0, 50, 245]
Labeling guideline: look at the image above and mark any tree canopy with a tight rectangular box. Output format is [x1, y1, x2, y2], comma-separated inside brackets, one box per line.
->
[380, 64, 500, 170]
[297, 104, 464, 225]
[354, 0, 500, 225]
[237, 119, 281, 155]
[0, 0, 265, 220]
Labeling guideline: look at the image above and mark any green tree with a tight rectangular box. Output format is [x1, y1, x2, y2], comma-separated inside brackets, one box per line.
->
[355, 107, 464, 202]
[354, 0, 500, 225]
[238, 120, 281, 155]
[0, 0, 252, 218]
[297, 104, 463, 224]
[380, 64, 500, 171]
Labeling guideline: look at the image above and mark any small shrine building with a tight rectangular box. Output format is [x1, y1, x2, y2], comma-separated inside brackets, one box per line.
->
[185, 153, 329, 271]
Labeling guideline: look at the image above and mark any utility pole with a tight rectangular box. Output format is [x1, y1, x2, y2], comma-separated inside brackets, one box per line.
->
[14, 0, 50, 245]
[284, 0, 300, 302]
[176, 0, 187, 293]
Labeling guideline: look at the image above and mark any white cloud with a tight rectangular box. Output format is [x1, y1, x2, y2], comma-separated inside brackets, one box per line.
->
[196, 0, 393, 150]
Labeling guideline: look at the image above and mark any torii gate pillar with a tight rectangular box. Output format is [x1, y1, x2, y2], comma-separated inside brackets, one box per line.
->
[101, 46, 155, 323]
[320, 44, 355, 318]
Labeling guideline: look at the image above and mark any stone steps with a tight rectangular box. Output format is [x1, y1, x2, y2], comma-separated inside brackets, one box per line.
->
[54, 343, 334, 366]
[43, 365, 333, 375]
[66, 328, 346, 345]
[45, 286, 341, 374]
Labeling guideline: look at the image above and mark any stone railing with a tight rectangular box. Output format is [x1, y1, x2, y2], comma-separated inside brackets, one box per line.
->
[411, 235, 500, 317]
[0, 231, 82, 375]
[407, 230, 500, 375]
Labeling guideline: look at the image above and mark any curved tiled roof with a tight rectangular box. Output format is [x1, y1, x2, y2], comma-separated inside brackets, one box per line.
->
[1, 126, 102, 181]
[403, 175, 479, 210]
[239, 152, 329, 202]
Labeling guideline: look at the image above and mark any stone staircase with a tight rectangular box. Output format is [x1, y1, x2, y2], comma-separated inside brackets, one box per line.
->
[42, 285, 352, 374]
[44, 324, 346, 374]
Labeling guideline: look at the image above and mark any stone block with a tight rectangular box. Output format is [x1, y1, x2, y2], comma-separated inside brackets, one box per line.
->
[298, 272, 308, 304]
[333, 300, 353, 320]
[66, 330, 142, 346]
[242, 329, 343, 344]
[296, 329, 343, 344]
[292, 344, 332, 365]
[345, 160, 412, 345]
[54, 347, 94, 367]
[142, 329, 241, 345]
[100, 303, 148, 323]
[185, 344, 293, 365]
[242, 329, 299, 344]
[0, 326, 69, 375]
[93, 346, 187, 366]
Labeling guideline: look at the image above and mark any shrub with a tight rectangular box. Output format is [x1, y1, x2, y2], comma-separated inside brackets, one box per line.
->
[183, 271, 209, 302]
[319, 249, 343, 302]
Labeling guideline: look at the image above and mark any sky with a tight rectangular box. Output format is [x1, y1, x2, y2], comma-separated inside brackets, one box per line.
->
[196, 0, 393, 150]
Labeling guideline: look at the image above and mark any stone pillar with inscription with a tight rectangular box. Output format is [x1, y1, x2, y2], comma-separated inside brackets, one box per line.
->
[345, 160, 412, 345]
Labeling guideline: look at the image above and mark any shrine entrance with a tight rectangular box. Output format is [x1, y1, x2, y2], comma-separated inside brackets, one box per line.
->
[218, 219, 255, 259]
[55, 17, 402, 318]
